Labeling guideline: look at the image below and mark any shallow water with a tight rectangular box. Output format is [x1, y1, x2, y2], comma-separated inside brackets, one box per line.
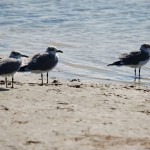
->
[0, 0, 150, 85]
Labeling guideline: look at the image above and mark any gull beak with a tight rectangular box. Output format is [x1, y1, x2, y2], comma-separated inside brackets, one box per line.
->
[56, 50, 63, 53]
[21, 54, 29, 58]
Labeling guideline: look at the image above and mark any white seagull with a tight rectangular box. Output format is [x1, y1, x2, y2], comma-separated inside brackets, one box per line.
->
[107, 44, 150, 79]
[19, 46, 63, 85]
[0, 51, 28, 88]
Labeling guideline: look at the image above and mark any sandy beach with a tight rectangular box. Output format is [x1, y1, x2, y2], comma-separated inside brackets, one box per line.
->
[0, 73, 150, 150]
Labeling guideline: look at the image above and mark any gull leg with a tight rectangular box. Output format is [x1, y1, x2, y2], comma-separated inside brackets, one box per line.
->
[134, 68, 136, 79]
[41, 73, 43, 85]
[139, 67, 141, 79]
[5, 77, 7, 88]
[46, 72, 48, 84]
[11, 76, 14, 88]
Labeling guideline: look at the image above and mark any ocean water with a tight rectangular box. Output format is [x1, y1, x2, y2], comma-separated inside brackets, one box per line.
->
[0, 0, 150, 85]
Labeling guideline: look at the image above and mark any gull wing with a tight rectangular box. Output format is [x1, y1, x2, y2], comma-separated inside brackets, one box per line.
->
[119, 51, 141, 60]
[27, 53, 58, 71]
[0, 58, 21, 75]
[120, 51, 148, 65]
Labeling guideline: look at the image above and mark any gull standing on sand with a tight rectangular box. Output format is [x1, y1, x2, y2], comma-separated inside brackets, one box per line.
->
[107, 44, 150, 79]
[19, 47, 63, 85]
[0, 51, 28, 88]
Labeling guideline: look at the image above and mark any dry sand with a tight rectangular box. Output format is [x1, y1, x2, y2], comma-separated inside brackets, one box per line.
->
[0, 73, 150, 150]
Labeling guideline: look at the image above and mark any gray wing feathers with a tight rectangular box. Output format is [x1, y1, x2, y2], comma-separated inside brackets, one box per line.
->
[0, 58, 21, 75]
[27, 53, 58, 71]
[119, 51, 140, 60]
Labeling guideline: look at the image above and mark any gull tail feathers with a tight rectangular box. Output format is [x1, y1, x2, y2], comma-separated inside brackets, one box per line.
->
[18, 65, 29, 72]
[107, 61, 123, 66]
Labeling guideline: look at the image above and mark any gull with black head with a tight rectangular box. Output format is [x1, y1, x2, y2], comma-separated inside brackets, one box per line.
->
[19, 46, 63, 85]
[107, 44, 150, 79]
[0, 51, 28, 88]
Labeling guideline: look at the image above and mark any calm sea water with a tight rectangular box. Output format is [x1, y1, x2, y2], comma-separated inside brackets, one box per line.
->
[0, 0, 150, 85]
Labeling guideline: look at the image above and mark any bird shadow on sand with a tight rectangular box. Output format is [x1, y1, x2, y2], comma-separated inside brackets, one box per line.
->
[28, 83, 44, 86]
[0, 88, 10, 91]
[28, 79, 63, 86]
[0, 80, 9, 91]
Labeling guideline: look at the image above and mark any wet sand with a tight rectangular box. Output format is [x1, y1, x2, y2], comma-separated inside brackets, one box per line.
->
[0, 73, 150, 150]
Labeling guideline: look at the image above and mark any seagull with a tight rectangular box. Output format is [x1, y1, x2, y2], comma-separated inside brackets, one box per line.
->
[0, 51, 28, 88]
[107, 44, 150, 79]
[19, 46, 63, 85]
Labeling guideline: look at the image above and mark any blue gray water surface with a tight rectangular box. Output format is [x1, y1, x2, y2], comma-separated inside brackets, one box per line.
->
[0, 0, 150, 85]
